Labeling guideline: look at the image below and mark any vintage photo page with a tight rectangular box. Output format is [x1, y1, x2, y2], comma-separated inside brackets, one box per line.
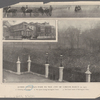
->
[0, 1, 100, 98]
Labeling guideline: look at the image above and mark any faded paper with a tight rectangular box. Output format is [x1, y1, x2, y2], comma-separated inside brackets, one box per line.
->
[1, 1, 100, 98]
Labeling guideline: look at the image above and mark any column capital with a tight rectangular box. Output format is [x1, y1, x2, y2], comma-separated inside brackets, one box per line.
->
[45, 64, 49, 66]
[59, 67, 64, 69]
[85, 65, 91, 74]
[27, 55, 31, 62]
[16, 57, 21, 63]
[27, 60, 31, 62]
[85, 71, 91, 74]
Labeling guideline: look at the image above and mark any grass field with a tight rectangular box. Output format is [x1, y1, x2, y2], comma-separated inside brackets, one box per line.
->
[3, 70, 55, 83]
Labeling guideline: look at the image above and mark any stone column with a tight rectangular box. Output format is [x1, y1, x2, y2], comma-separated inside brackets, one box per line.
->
[85, 65, 91, 82]
[27, 55, 31, 72]
[59, 67, 64, 82]
[16, 57, 21, 75]
[45, 53, 49, 78]
[45, 64, 49, 78]
[59, 55, 64, 82]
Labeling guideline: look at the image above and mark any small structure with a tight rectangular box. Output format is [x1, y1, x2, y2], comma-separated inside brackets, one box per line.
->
[85, 65, 91, 82]
[16, 57, 21, 75]
[45, 53, 49, 78]
[27, 55, 31, 72]
[59, 55, 64, 82]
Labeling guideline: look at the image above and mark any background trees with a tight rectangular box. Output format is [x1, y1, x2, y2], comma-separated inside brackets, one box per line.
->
[65, 27, 80, 49]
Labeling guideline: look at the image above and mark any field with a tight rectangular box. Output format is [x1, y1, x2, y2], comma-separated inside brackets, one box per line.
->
[3, 70, 55, 83]
[3, 5, 100, 18]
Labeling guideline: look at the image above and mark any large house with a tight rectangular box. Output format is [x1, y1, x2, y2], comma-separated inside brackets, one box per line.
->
[4, 22, 56, 39]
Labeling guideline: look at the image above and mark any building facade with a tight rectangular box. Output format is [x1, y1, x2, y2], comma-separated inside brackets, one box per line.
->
[8, 22, 56, 39]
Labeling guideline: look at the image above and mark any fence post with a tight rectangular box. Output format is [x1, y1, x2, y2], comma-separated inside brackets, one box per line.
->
[59, 55, 64, 82]
[27, 55, 31, 72]
[16, 57, 21, 75]
[85, 65, 91, 82]
[45, 53, 49, 78]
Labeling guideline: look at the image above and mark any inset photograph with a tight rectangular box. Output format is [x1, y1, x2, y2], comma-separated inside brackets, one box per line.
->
[3, 20, 56, 41]
[3, 4, 100, 18]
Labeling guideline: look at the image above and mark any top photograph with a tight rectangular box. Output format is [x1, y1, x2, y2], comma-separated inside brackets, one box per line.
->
[3, 4, 100, 18]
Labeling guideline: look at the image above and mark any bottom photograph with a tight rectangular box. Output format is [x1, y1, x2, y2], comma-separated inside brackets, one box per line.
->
[3, 42, 98, 83]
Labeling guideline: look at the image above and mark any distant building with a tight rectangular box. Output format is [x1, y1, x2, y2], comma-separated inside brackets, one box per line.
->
[5, 22, 56, 39]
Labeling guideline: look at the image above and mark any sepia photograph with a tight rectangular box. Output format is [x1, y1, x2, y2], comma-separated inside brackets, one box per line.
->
[3, 20, 56, 41]
[3, 19, 100, 83]
[3, 4, 100, 18]
[2, 1, 100, 99]
[1, 1, 100, 99]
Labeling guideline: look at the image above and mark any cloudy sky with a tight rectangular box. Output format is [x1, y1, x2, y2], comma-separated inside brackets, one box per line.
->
[58, 19, 100, 32]
[7, 20, 56, 26]
[11, 3, 98, 8]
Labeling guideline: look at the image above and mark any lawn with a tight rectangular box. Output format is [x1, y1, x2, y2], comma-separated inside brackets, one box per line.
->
[3, 70, 55, 83]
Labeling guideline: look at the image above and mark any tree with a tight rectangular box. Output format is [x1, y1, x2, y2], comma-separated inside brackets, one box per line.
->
[65, 26, 80, 49]
[82, 26, 100, 52]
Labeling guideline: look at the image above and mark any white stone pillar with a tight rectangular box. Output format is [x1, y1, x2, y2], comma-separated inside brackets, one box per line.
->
[27, 55, 31, 72]
[85, 65, 91, 82]
[59, 67, 64, 82]
[16, 57, 21, 75]
[58, 55, 64, 82]
[45, 53, 49, 78]
[45, 64, 49, 78]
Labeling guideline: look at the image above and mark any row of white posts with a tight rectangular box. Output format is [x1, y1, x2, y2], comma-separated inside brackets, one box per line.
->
[16, 56, 31, 74]
[16, 53, 91, 82]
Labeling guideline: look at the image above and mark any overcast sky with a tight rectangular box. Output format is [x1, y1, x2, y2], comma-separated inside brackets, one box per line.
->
[11, 3, 98, 8]
[6, 19, 100, 32]
[58, 19, 100, 32]
[7, 20, 56, 26]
